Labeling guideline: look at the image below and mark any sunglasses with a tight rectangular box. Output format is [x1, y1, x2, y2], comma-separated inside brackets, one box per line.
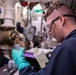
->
[48, 14, 76, 32]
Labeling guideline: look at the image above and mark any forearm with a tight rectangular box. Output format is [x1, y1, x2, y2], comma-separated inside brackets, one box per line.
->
[12, 46, 30, 70]
[19, 66, 44, 75]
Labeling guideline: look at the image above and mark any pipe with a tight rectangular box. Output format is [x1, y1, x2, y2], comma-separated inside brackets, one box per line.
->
[1, 0, 19, 27]
[0, 30, 20, 45]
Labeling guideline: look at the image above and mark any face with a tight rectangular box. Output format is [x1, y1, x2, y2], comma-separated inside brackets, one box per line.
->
[46, 10, 64, 43]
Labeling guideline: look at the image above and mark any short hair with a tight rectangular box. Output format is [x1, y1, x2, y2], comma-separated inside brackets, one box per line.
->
[45, 2, 75, 20]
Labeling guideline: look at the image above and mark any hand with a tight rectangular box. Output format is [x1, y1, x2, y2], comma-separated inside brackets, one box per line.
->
[12, 38, 30, 70]
[14, 38, 25, 47]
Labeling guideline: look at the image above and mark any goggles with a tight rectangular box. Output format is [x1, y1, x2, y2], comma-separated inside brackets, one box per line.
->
[46, 14, 76, 33]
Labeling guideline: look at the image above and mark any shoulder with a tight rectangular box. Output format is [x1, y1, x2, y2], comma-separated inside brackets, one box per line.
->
[52, 37, 76, 56]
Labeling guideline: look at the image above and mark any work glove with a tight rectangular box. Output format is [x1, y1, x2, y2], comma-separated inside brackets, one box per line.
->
[12, 38, 30, 70]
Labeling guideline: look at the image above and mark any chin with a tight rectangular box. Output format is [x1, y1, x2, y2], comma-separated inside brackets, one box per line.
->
[57, 41, 61, 43]
[57, 39, 63, 43]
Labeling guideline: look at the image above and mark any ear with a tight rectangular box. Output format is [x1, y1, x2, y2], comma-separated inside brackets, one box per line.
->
[59, 15, 65, 26]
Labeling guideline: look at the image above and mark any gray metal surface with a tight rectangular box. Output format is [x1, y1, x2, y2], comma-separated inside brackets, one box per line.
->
[0, 64, 18, 75]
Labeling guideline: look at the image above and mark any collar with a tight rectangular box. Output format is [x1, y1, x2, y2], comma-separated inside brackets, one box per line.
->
[64, 29, 76, 40]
